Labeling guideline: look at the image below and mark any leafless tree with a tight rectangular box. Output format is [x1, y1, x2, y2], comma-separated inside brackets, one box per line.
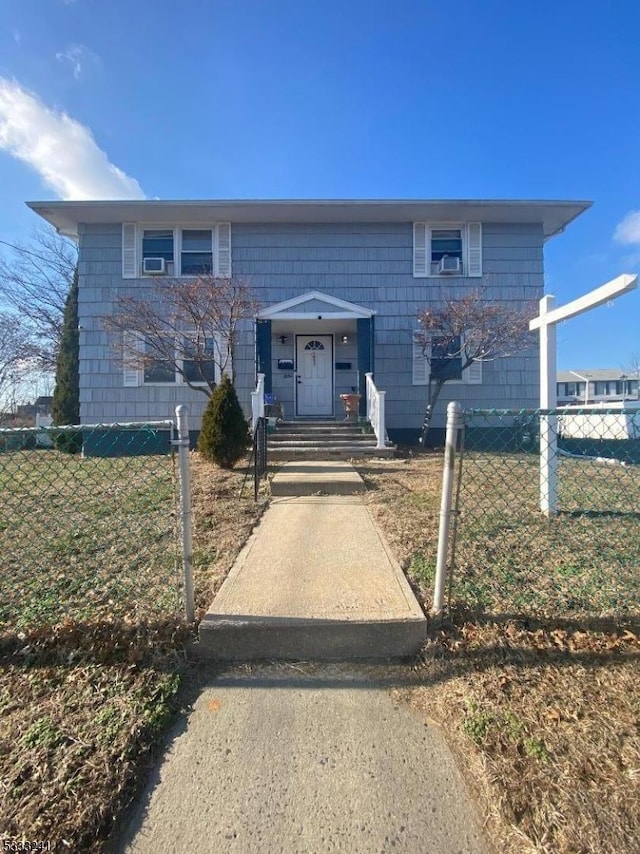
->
[103, 276, 259, 396]
[415, 291, 536, 443]
[0, 313, 39, 414]
[0, 226, 78, 369]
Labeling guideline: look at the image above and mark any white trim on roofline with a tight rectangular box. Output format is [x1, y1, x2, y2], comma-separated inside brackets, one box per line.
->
[26, 198, 592, 241]
[258, 290, 375, 319]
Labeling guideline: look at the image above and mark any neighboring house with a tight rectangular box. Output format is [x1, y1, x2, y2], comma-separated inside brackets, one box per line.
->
[557, 369, 640, 405]
[29, 199, 589, 444]
[15, 396, 53, 421]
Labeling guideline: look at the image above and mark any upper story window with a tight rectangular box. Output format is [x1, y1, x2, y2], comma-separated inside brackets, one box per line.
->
[413, 222, 482, 278]
[181, 230, 213, 275]
[123, 223, 231, 279]
[142, 230, 175, 274]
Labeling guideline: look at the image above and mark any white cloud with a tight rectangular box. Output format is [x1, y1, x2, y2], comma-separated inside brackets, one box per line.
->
[56, 44, 98, 79]
[11, 29, 21, 44]
[0, 78, 145, 200]
[614, 211, 640, 246]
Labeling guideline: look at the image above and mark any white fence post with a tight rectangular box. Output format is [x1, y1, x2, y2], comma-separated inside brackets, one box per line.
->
[251, 373, 265, 432]
[529, 276, 638, 516]
[433, 401, 463, 616]
[175, 405, 195, 623]
[538, 295, 558, 517]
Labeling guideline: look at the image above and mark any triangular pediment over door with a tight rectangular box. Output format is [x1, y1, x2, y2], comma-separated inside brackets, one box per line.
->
[257, 291, 375, 320]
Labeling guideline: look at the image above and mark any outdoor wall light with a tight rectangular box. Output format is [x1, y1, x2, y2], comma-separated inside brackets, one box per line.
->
[278, 335, 287, 345]
[341, 334, 349, 344]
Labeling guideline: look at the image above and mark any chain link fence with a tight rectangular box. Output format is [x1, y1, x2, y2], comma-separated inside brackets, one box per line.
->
[443, 407, 640, 621]
[0, 421, 186, 633]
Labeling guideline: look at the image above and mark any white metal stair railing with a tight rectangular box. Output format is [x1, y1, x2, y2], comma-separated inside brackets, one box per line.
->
[251, 372, 265, 432]
[365, 372, 388, 450]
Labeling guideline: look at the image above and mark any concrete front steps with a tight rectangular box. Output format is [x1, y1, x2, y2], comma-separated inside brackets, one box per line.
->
[268, 420, 395, 460]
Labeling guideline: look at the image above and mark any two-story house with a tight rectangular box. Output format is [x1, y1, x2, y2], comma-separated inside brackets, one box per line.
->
[29, 199, 589, 445]
[557, 369, 640, 405]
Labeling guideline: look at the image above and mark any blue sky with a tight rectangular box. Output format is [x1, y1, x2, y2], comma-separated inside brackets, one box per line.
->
[0, 0, 639, 371]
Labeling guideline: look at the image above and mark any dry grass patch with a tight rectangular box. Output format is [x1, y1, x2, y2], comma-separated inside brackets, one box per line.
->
[0, 449, 266, 850]
[357, 452, 640, 854]
[398, 622, 640, 854]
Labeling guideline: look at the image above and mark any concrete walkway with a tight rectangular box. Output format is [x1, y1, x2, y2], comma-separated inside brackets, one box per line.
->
[118, 664, 488, 854]
[198, 462, 427, 660]
[115, 464, 487, 853]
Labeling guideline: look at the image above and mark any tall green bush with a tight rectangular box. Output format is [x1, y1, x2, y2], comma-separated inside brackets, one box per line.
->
[198, 375, 248, 468]
[52, 268, 81, 452]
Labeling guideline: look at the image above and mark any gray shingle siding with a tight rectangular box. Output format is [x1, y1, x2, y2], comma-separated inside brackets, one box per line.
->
[77, 220, 542, 431]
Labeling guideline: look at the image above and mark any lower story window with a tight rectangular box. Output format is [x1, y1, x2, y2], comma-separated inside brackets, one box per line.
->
[130, 335, 221, 386]
[183, 337, 217, 384]
[430, 335, 463, 380]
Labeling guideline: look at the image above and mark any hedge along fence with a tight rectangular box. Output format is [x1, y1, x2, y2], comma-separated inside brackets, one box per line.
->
[435, 407, 640, 622]
[0, 420, 195, 632]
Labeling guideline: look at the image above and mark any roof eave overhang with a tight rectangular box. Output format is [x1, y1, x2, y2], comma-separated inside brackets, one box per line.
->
[26, 198, 593, 240]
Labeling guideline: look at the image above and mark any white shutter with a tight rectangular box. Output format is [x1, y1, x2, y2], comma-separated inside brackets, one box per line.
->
[122, 223, 138, 279]
[413, 223, 428, 277]
[467, 222, 482, 277]
[123, 332, 140, 387]
[412, 333, 430, 385]
[216, 223, 232, 276]
[463, 359, 483, 384]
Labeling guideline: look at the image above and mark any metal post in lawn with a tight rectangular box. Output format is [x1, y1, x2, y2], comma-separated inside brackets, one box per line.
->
[175, 405, 195, 623]
[432, 401, 463, 616]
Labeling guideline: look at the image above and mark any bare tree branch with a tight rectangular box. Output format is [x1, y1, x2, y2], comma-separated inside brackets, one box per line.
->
[0, 313, 40, 413]
[102, 275, 259, 396]
[0, 226, 78, 369]
[415, 290, 536, 443]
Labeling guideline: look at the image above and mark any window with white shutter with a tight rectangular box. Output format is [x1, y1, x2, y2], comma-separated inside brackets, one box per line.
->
[134, 223, 232, 276]
[412, 222, 482, 278]
[412, 333, 481, 385]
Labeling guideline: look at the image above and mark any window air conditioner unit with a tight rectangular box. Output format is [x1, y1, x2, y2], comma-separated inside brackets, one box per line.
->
[143, 257, 166, 275]
[438, 256, 461, 274]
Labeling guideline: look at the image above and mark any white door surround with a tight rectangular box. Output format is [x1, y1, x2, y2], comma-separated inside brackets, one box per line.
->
[295, 335, 334, 417]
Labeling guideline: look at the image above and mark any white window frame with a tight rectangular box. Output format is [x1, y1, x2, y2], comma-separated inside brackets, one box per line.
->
[413, 222, 482, 278]
[132, 223, 231, 278]
[124, 331, 223, 387]
[412, 331, 482, 386]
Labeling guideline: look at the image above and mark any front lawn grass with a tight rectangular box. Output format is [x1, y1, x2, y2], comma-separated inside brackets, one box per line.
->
[357, 451, 640, 854]
[0, 448, 266, 850]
